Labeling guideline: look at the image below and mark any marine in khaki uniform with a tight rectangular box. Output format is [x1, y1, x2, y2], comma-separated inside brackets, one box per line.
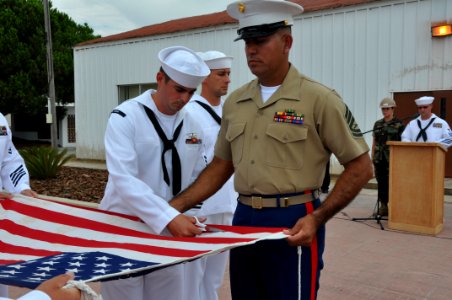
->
[170, 1, 373, 299]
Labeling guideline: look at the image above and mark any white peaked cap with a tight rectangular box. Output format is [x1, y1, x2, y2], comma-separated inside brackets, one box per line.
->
[196, 51, 233, 69]
[158, 46, 210, 88]
[415, 96, 434, 106]
[227, 0, 304, 39]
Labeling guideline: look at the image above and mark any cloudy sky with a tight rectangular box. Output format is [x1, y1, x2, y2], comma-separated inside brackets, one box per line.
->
[52, 0, 235, 37]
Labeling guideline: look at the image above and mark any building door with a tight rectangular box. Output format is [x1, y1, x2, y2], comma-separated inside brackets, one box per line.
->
[393, 91, 452, 178]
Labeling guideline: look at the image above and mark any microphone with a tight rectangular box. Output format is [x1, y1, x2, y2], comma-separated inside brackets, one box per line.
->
[363, 113, 419, 134]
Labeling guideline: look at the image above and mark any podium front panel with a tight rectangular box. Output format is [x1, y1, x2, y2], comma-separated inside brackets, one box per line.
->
[388, 142, 445, 235]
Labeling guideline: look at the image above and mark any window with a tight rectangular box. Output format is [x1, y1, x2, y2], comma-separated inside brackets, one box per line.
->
[118, 83, 157, 104]
[67, 114, 76, 143]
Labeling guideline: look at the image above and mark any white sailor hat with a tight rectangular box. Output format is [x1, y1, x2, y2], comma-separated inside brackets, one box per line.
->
[196, 51, 233, 69]
[158, 46, 210, 88]
[414, 96, 434, 106]
[227, 0, 304, 41]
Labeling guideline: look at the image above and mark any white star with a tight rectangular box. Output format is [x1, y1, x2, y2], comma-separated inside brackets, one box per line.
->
[120, 262, 134, 267]
[1, 270, 20, 275]
[32, 272, 48, 277]
[66, 268, 79, 273]
[27, 277, 43, 281]
[69, 262, 84, 267]
[0, 275, 12, 278]
[95, 263, 110, 268]
[37, 266, 55, 272]
[50, 256, 64, 260]
[120, 268, 132, 272]
[96, 256, 111, 261]
[71, 255, 85, 260]
[93, 269, 106, 274]
[7, 265, 25, 270]
[42, 261, 59, 265]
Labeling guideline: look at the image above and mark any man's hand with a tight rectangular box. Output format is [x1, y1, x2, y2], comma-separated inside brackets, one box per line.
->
[20, 189, 39, 198]
[36, 273, 81, 300]
[167, 214, 205, 237]
[283, 214, 319, 246]
[0, 191, 12, 200]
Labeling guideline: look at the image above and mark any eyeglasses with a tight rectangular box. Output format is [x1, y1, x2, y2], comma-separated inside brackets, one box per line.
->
[381, 107, 393, 110]
[417, 106, 429, 109]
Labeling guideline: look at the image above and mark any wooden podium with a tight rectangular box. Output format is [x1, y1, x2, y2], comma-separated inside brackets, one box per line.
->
[387, 141, 447, 235]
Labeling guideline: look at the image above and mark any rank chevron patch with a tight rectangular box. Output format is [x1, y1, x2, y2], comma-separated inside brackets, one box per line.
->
[344, 105, 363, 138]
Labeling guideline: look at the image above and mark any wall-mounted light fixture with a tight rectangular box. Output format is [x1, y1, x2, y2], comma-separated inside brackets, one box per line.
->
[431, 24, 452, 37]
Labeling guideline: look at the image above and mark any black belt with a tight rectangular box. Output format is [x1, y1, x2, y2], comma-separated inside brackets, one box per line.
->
[238, 190, 320, 209]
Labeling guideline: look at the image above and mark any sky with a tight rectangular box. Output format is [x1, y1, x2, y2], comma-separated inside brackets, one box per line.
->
[52, 0, 235, 37]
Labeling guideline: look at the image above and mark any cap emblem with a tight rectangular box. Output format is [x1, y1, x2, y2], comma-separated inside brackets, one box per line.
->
[238, 3, 246, 13]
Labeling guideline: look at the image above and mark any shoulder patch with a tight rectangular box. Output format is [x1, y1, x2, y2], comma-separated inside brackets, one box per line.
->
[0, 126, 8, 136]
[344, 105, 363, 138]
[111, 109, 126, 117]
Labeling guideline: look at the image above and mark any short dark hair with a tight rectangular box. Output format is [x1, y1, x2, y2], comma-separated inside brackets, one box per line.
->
[159, 67, 171, 83]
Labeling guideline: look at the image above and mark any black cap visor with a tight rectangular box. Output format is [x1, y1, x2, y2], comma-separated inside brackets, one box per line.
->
[234, 21, 290, 41]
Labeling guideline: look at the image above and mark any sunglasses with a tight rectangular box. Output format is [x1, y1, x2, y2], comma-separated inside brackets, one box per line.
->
[381, 107, 393, 110]
[417, 106, 429, 109]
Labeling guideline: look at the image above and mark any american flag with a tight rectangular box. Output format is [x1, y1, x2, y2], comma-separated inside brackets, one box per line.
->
[0, 195, 286, 289]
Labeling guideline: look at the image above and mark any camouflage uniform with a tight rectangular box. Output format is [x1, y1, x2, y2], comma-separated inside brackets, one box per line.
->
[372, 118, 404, 206]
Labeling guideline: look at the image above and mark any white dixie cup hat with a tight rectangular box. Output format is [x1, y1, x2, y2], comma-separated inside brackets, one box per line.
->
[196, 51, 233, 69]
[158, 46, 210, 88]
[414, 96, 434, 106]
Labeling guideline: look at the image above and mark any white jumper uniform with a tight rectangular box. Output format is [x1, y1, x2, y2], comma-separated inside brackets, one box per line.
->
[401, 114, 451, 142]
[0, 290, 49, 300]
[99, 90, 207, 300]
[184, 94, 238, 300]
[0, 112, 32, 298]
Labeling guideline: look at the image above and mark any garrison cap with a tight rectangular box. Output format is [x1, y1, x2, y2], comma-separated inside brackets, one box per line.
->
[196, 51, 233, 69]
[158, 46, 210, 88]
[227, 0, 304, 41]
[415, 96, 434, 106]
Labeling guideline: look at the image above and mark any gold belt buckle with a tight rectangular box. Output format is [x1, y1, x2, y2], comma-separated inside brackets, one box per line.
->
[282, 197, 289, 207]
[251, 196, 263, 209]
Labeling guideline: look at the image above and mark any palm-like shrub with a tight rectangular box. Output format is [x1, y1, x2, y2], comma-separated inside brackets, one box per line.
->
[19, 146, 74, 179]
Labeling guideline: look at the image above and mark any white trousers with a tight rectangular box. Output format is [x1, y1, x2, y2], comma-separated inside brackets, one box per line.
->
[0, 284, 7, 297]
[202, 213, 233, 300]
[101, 264, 185, 300]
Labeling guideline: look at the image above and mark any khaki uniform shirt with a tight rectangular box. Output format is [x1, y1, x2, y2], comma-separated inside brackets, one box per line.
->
[215, 65, 369, 195]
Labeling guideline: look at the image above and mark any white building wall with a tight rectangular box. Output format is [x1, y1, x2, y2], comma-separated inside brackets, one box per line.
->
[74, 0, 452, 162]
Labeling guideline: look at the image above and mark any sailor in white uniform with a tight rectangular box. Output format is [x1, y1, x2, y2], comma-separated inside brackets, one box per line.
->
[0, 112, 37, 298]
[402, 96, 451, 142]
[183, 51, 237, 300]
[99, 46, 210, 300]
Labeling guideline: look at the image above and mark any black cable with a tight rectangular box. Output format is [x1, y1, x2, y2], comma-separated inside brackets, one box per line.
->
[333, 214, 452, 240]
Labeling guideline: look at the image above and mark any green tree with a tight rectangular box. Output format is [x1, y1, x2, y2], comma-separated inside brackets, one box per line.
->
[0, 0, 99, 115]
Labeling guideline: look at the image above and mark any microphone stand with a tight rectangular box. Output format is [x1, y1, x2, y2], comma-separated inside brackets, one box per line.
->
[352, 202, 387, 230]
[352, 113, 418, 230]
[361, 113, 419, 135]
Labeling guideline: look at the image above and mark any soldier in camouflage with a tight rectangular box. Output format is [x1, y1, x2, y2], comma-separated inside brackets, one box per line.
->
[372, 98, 404, 216]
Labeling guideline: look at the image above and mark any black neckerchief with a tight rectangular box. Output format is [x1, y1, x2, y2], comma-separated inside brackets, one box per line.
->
[416, 117, 436, 142]
[142, 105, 183, 196]
[195, 100, 221, 125]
